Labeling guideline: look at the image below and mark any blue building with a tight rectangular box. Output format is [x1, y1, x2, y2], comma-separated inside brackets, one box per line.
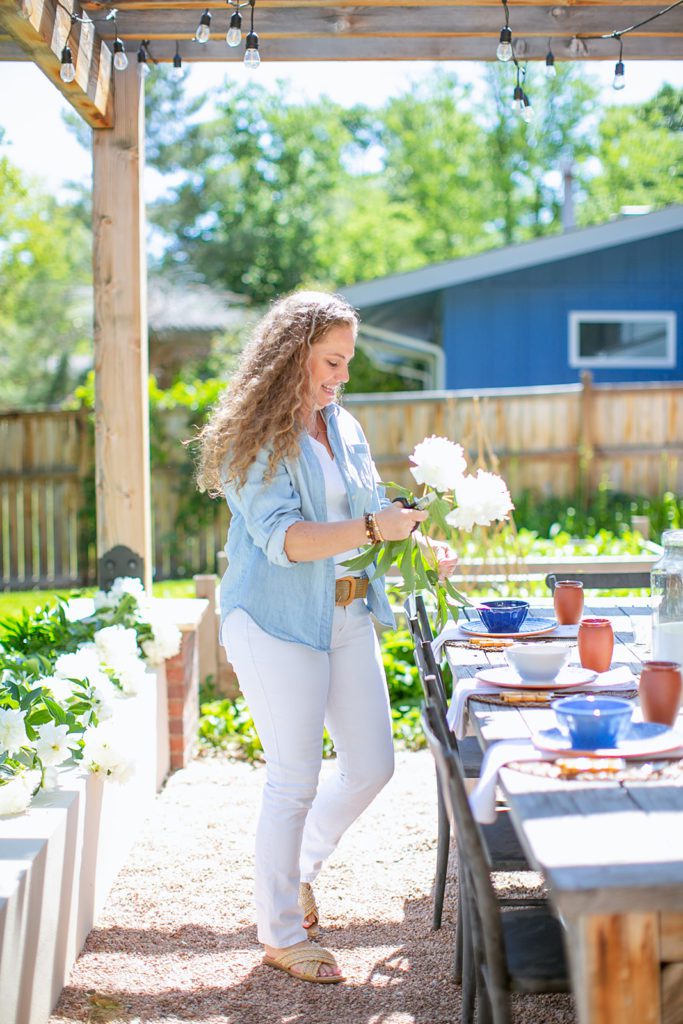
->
[343, 206, 683, 390]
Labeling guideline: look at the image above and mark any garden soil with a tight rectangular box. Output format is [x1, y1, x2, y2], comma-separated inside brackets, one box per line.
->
[50, 750, 575, 1024]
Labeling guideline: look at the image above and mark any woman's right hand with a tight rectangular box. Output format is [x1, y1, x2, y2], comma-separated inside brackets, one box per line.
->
[375, 502, 427, 541]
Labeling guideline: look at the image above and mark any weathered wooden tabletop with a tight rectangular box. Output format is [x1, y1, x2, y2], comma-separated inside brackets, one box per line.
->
[445, 599, 683, 1024]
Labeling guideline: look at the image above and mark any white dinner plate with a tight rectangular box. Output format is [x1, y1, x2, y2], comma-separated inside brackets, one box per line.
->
[460, 615, 557, 639]
[532, 722, 683, 759]
[475, 666, 598, 691]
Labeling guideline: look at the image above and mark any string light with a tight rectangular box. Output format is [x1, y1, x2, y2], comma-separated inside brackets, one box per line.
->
[244, 0, 259, 68]
[137, 41, 150, 77]
[113, 38, 128, 70]
[522, 92, 534, 122]
[613, 40, 626, 90]
[496, 0, 512, 62]
[195, 8, 212, 43]
[545, 43, 556, 79]
[227, 8, 242, 46]
[172, 40, 183, 77]
[20, 0, 33, 17]
[60, 44, 75, 83]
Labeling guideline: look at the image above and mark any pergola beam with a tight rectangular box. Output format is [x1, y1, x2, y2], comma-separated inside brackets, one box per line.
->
[0, 0, 113, 126]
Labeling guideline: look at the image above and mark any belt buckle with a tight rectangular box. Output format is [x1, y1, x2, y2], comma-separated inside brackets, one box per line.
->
[336, 576, 355, 607]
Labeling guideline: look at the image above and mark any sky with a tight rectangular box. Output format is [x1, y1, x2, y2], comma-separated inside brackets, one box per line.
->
[1, 59, 683, 201]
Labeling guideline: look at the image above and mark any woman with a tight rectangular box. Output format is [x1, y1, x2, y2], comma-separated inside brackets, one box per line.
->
[196, 291, 455, 984]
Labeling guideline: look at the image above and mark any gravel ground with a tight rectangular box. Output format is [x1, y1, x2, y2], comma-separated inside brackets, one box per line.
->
[50, 750, 576, 1024]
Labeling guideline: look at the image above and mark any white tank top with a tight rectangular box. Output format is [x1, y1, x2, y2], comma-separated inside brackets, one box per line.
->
[310, 437, 363, 577]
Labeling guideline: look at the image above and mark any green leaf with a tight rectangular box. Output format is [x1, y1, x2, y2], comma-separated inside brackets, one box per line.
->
[341, 545, 379, 572]
[43, 697, 67, 724]
[370, 541, 402, 581]
[399, 540, 416, 593]
[429, 496, 453, 535]
[442, 578, 472, 607]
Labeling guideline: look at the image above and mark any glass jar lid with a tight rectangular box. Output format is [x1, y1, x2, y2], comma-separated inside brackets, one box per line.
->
[662, 530, 683, 548]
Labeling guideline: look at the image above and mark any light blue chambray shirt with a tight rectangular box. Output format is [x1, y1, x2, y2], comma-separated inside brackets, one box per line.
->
[220, 403, 395, 651]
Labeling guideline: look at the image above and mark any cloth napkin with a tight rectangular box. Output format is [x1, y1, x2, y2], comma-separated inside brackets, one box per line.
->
[431, 619, 579, 660]
[469, 739, 555, 824]
[446, 665, 637, 740]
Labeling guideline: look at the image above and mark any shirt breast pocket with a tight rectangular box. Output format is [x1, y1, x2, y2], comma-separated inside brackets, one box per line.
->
[347, 442, 376, 492]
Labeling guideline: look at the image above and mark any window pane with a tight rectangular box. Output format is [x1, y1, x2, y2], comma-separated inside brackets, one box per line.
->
[579, 319, 669, 361]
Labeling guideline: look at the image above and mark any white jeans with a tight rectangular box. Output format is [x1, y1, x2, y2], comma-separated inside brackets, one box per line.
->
[222, 602, 395, 948]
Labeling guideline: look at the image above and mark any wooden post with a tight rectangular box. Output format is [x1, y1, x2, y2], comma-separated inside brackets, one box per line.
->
[194, 574, 218, 687]
[579, 369, 595, 509]
[92, 66, 152, 591]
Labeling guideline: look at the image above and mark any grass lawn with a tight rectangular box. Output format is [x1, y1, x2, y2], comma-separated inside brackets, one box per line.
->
[0, 580, 196, 619]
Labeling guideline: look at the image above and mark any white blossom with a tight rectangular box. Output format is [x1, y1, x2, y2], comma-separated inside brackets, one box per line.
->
[111, 577, 145, 602]
[112, 657, 148, 696]
[0, 708, 28, 757]
[34, 721, 76, 767]
[93, 589, 116, 612]
[42, 675, 74, 703]
[0, 770, 39, 815]
[409, 436, 467, 493]
[141, 617, 182, 666]
[94, 625, 139, 662]
[446, 470, 514, 532]
[82, 724, 135, 784]
[54, 647, 103, 684]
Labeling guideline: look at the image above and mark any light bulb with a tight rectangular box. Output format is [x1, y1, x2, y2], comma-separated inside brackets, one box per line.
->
[522, 93, 534, 123]
[195, 9, 212, 43]
[496, 27, 512, 62]
[613, 60, 625, 91]
[545, 51, 556, 78]
[113, 39, 128, 71]
[226, 11, 242, 46]
[244, 30, 260, 68]
[21, 0, 33, 17]
[172, 52, 183, 77]
[137, 45, 150, 78]
[511, 85, 524, 115]
[60, 45, 76, 83]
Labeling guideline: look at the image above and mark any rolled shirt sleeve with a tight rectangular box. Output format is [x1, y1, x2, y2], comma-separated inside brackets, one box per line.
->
[223, 447, 305, 568]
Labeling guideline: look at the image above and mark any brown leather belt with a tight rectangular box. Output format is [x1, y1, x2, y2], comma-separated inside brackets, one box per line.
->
[335, 575, 369, 607]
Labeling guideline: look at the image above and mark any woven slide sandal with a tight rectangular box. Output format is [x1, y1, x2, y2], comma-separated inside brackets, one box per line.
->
[262, 944, 346, 984]
[299, 882, 320, 938]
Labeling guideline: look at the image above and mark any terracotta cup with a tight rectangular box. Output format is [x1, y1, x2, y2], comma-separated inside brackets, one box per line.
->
[553, 580, 585, 625]
[638, 661, 683, 727]
[577, 617, 614, 673]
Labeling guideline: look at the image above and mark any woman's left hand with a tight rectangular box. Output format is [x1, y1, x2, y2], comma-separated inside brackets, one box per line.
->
[433, 542, 458, 582]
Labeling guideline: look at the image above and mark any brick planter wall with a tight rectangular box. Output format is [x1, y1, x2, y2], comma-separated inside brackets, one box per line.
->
[165, 627, 200, 770]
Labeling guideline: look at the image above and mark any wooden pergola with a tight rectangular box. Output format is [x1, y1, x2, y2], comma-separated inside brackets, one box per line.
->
[0, 0, 681, 590]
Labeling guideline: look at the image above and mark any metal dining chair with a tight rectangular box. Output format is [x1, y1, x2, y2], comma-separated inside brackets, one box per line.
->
[422, 702, 569, 1024]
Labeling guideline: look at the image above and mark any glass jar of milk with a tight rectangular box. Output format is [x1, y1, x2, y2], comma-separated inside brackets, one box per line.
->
[651, 530, 683, 663]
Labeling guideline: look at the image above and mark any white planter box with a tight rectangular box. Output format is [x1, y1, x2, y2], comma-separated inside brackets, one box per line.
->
[0, 666, 170, 1024]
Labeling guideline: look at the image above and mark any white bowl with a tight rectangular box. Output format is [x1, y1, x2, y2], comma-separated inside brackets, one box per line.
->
[505, 643, 570, 682]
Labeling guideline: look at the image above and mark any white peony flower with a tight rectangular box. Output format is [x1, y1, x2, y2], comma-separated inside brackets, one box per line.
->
[82, 724, 135, 784]
[446, 470, 514, 532]
[93, 589, 116, 611]
[94, 625, 139, 662]
[41, 675, 74, 703]
[54, 647, 103, 684]
[0, 708, 28, 757]
[34, 721, 77, 767]
[0, 770, 40, 815]
[111, 576, 145, 602]
[112, 656, 148, 696]
[409, 436, 467, 493]
[141, 617, 182, 666]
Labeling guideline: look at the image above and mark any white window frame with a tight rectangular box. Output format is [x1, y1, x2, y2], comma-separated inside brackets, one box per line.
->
[568, 311, 677, 369]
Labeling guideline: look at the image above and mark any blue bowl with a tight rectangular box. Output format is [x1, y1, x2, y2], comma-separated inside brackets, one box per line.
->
[551, 695, 634, 750]
[477, 599, 529, 634]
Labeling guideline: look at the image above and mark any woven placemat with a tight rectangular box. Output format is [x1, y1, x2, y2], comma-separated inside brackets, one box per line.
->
[468, 688, 638, 707]
[508, 757, 683, 783]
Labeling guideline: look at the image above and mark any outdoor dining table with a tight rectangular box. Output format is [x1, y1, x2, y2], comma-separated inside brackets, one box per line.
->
[443, 597, 683, 1024]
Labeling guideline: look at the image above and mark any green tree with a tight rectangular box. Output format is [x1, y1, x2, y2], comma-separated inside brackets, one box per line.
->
[0, 148, 91, 408]
[580, 98, 683, 224]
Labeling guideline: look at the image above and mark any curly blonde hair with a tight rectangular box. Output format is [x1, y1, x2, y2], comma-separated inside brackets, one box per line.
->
[195, 290, 359, 496]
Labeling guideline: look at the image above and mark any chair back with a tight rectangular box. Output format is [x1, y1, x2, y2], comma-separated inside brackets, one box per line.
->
[414, 593, 434, 642]
[422, 702, 510, 990]
[546, 570, 650, 592]
[403, 594, 424, 647]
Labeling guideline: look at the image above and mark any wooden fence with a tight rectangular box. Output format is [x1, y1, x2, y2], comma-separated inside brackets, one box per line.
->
[1, 376, 681, 590]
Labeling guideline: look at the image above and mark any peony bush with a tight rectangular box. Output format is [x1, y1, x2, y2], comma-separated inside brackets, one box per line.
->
[0, 578, 181, 816]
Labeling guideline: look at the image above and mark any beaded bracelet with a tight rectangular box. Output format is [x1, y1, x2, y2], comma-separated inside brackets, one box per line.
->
[364, 512, 380, 545]
[370, 512, 385, 543]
